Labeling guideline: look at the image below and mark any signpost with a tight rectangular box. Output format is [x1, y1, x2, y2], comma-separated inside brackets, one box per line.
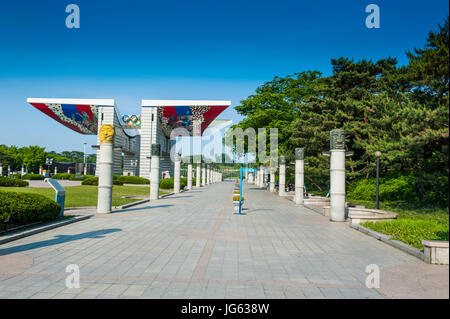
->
[45, 178, 65, 217]
[234, 167, 256, 215]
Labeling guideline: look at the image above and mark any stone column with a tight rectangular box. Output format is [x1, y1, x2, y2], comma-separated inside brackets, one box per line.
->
[67, 168, 70, 174]
[294, 148, 305, 205]
[150, 144, 161, 200]
[187, 157, 193, 190]
[269, 167, 276, 192]
[39, 166, 42, 175]
[21, 166, 24, 176]
[97, 124, 115, 214]
[0, 163, 3, 176]
[174, 153, 181, 194]
[201, 164, 206, 186]
[7, 165, 11, 177]
[196, 163, 201, 187]
[54, 166, 58, 174]
[259, 165, 264, 187]
[84, 164, 88, 176]
[279, 156, 286, 196]
[206, 165, 210, 185]
[330, 129, 346, 222]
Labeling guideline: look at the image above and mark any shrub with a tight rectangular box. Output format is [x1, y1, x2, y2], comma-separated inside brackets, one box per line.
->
[0, 191, 61, 226]
[118, 175, 150, 184]
[22, 173, 45, 180]
[160, 178, 174, 189]
[81, 176, 123, 186]
[347, 175, 418, 202]
[81, 176, 98, 185]
[52, 173, 91, 181]
[0, 176, 29, 187]
[52, 173, 73, 180]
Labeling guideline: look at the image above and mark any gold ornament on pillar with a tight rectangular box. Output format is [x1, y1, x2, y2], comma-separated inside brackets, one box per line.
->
[99, 125, 115, 144]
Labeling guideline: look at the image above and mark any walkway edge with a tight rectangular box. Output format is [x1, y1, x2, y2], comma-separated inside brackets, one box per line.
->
[350, 223, 425, 261]
[0, 215, 93, 245]
[119, 199, 149, 209]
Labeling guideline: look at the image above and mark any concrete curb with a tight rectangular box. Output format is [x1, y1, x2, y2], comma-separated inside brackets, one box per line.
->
[350, 223, 425, 261]
[304, 204, 325, 216]
[119, 199, 149, 209]
[0, 215, 93, 245]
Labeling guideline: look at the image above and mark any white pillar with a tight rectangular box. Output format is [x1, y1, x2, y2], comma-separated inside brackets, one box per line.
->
[97, 124, 115, 214]
[67, 168, 70, 174]
[259, 165, 264, 187]
[196, 163, 201, 187]
[201, 164, 206, 186]
[84, 164, 88, 175]
[294, 148, 304, 205]
[150, 144, 161, 200]
[279, 156, 286, 196]
[187, 159, 193, 190]
[0, 163, 3, 176]
[174, 153, 181, 193]
[330, 130, 346, 222]
[269, 167, 276, 192]
[39, 166, 42, 175]
[54, 166, 58, 174]
[206, 165, 210, 185]
[21, 166, 24, 176]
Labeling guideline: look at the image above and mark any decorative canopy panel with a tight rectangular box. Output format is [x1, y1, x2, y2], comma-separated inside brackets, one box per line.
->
[27, 98, 114, 135]
[142, 100, 231, 136]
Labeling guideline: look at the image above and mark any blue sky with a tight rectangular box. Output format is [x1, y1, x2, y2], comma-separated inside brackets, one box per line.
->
[0, 0, 448, 154]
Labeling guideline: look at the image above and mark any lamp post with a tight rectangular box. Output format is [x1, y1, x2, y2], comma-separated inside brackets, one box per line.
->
[83, 142, 87, 175]
[375, 151, 382, 209]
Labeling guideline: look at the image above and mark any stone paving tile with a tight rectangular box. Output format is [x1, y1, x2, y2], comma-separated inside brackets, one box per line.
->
[0, 182, 448, 299]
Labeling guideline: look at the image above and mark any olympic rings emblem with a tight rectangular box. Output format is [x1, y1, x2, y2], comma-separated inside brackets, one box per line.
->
[122, 115, 142, 126]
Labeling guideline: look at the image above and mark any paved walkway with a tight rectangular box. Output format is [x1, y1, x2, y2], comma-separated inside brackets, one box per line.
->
[0, 182, 448, 299]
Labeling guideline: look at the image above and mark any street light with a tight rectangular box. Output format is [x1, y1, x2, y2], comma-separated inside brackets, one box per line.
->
[83, 142, 87, 175]
[375, 151, 382, 209]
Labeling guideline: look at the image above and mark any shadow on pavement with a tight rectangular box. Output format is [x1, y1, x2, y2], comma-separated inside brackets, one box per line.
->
[0, 228, 121, 256]
[115, 204, 174, 213]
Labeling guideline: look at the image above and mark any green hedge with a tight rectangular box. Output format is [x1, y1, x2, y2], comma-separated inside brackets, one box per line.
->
[117, 175, 150, 184]
[0, 191, 61, 226]
[22, 173, 45, 180]
[159, 177, 195, 189]
[52, 173, 91, 181]
[0, 176, 29, 187]
[347, 175, 418, 202]
[81, 176, 123, 186]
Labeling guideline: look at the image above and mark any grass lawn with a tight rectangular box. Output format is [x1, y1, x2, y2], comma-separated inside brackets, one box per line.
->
[348, 199, 449, 250]
[0, 185, 169, 208]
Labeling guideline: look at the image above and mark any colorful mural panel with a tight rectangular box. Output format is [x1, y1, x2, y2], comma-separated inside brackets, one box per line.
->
[157, 105, 228, 136]
[29, 103, 99, 134]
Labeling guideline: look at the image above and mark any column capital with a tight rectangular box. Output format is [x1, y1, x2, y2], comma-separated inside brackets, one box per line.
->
[279, 156, 286, 165]
[295, 148, 304, 160]
[151, 144, 161, 156]
[330, 129, 345, 150]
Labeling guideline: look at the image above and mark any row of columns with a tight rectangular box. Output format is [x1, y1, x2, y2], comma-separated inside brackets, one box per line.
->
[246, 129, 347, 222]
[96, 124, 223, 214]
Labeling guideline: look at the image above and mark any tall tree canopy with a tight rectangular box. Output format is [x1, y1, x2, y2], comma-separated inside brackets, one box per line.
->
[232, 17, 449, 204]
